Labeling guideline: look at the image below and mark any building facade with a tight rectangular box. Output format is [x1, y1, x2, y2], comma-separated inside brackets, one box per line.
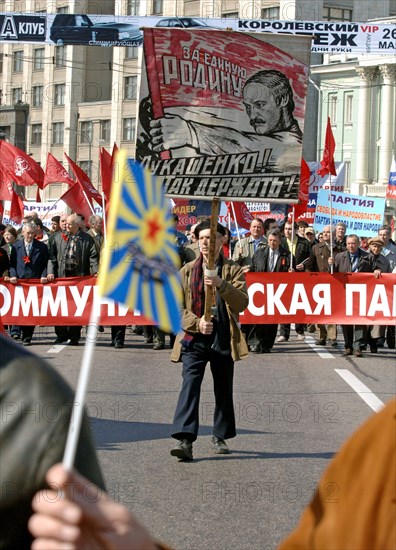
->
[0, 0, 395, 208]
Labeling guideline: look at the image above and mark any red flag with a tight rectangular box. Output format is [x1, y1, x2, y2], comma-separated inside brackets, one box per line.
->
[9, 190, 25, 224]
[226, 201, 254, 231]
[0, 140, 44, 187]
[0, 164, 13, 200]
[294, 158, 310, 218]
[317, 118, 337, 177]
[43, 152, 75, 188]
[100, 147, 112, 202]
[64, 153, 103, 207]
[59, 183, 94, 223]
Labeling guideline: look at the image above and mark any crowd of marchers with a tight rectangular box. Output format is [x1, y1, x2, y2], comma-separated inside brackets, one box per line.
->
[0, 211, 395, 356]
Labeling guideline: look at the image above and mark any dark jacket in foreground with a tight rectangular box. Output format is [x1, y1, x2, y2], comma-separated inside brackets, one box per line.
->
[47, 229, 99, 277]
[0, 334, 105, 549]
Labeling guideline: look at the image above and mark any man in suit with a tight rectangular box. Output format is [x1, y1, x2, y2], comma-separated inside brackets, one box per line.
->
[305, 225, 340, 347]
[47, 214, 99, 345]
[251, 229, 291, 353]
[232, 217, 267, 272]
[87, 214, 104, 256]
[278, 221, 311, 342]
[9, 222, 49, 345]
[328, 234, 368, 357]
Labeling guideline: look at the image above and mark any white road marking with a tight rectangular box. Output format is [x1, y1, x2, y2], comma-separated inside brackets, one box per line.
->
[47, 344, 68, 354]
[335, 369, 385, 412]
[304, 335, 335, 359]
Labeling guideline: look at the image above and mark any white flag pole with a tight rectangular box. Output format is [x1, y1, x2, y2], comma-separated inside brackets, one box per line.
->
[230, 202, 242, 248]
[291, 207, 295, 269]
[62, 307, 100, 471]
[101, 192, 107, 245]
[329, 175, 334, 274]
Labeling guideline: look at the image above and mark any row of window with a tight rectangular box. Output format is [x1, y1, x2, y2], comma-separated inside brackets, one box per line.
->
[328, 93, 354, 125]
[30, 119, 136, 146]
[8, 76, 138, 106]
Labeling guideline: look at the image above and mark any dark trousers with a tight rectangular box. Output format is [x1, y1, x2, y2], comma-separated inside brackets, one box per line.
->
[22, 326, 35, 341]
[279, 324, 305, 338]
[172, 344, 236, 442]
[111, 326, 126, 345]
[342, 325, 366, 351]
[55, 325, 82, 342]
[254, 324, 278, 349]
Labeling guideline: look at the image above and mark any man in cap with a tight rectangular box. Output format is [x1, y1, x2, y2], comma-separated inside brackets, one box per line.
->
[170, 221, 248, 460]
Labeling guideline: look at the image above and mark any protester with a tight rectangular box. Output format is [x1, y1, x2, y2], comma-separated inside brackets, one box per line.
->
[232, 217, 267, 272]
[376, 225, 396, 349]
[278, 221, 310, 342]
[296, 220, 308, 238]
[0, 333, 105, 549]
[9, 222, 50, 345]
[34, 218, 49, 244]
[47, 213, 99, 345]
[328, 234, 369, 357]
[250, 229, 292, 353]
[304, 226, 316, 249]
[0, 237, 9, 276]
[305, 225, 339, 347]
[50, 215, 61, 233]
[29, 398, 396, 550]
[334, 221, 347, 252]
[87, 214, 104, 256]
[170, 221, 248, 460]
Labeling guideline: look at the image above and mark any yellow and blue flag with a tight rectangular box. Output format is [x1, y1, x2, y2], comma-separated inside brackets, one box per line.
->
[98, 150, 182, 333]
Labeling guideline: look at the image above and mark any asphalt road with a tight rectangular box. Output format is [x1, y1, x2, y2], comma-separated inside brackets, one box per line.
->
[27, 326, 395, 550]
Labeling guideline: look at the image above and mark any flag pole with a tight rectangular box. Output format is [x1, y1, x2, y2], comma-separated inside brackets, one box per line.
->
[227, 206, 232, 258]
[291, 207, 295, 269]
[230, 202, 242, 249]
[101, 192, 107, 245]
[204, 197, 220, 322]
[63, 307, 100, 471]
[81, 188, 96, 216]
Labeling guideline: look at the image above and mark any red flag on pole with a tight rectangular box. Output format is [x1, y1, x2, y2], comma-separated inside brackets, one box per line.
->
[0, 140, 44, 187]
[294, 158, 310, 218]
[43, 152, 75, 188]
[226, 201, 254, 231]
[59, 183, 94, 223]
[99, 147, 112, 202]
[317, 117, 337, 177]
[64, 153, 103, 207]
[9, 190, 25, 224]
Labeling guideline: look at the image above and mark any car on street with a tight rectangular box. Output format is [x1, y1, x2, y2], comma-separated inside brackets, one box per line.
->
[155, 17, 219, 29]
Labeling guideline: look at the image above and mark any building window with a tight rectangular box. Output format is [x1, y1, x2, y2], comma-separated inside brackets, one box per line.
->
[32, 85, 43, 107]
[54, 83, 66, 105]
[344, 161, 351, 187]
[55, 46, 66, 67]
[328, 94, 337, 124]
[222, 12, 238, 19]
[127, 0, 140, 15]
[100, 120, 111, 142]
[261, 7, 280, 19]
[80, 121, 93, 144]
[124, 76, 138, 100]
[33, 48, 45, 70]
[125, 46, 138, 59]
[31, 124, 42, 145]
[344, 93, 353, 124]
[12, 87, 23, 104]
[122, 118, 136, 141]
[80, 160, 92, 178]
[152, 0, 163, 15]
[57, 6, 69, 13]
[52, 122, 64, 144]
[0, 53, 3, 74]
[323, 7, 353, 21]
[13, 50, 23, 72]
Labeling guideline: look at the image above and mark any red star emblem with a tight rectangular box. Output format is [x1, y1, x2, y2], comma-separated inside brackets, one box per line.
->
[147, 217, 161, 241]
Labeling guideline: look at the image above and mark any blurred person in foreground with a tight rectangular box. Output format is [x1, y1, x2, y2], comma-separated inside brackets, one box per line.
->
[0, 332, 105, 549]
[29, 399, 395, 550]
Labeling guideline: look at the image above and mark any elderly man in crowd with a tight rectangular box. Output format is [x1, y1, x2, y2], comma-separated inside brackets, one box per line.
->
[9, 222, 49, 345]
[47, 213, 99, 345]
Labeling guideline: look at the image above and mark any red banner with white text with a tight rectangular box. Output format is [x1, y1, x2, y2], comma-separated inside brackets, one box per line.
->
[0, 274, 394, 326]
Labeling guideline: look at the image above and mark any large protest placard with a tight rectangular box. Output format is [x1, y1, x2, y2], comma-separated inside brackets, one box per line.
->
[136, 28, 311, 202]
[1, 273, 394, 326]
[1, 12, 394, 54]
[314, 189, 385, 236]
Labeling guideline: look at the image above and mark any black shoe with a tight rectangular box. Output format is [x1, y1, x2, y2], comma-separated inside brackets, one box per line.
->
[54, 338, 68, 345]
[145, 336, 153, 344]
[261, 347, 271, 353]
[343, 348, 353, 356]
[11, 334, 21, 340]
[98, 325, 104, 333]
[69, 340, 79, 346]
[211, 436, 229, 455]
[386, 338, 395, 349]
[22, 338, 31, 346]
[314, 339, 326, 346]
[170, 439, 193, 461]
[153, 343, 165, 350]
[370, 347, 378, 353]
[114, 342, 124, 349]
